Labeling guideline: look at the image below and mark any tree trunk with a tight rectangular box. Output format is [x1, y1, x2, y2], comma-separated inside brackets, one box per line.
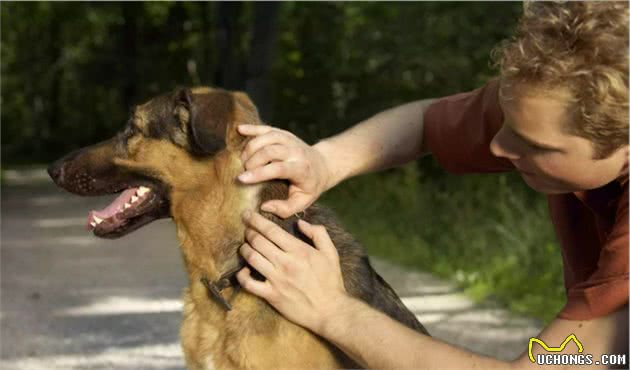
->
[199, 1, 212, 85]
[46, 8, 62, 148]
[214, 2, 244, 90]
[245, 2, 280, 122]
[121, 3, 139, 109]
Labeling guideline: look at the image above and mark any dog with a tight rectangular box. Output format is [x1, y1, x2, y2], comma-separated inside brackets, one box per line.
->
[48, 87, 428, 369]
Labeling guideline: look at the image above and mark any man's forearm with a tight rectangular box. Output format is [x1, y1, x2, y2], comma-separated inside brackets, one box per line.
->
[318, 295, 628, 370]
[318, 295, 509, 369]
[313, 99, 435, 189]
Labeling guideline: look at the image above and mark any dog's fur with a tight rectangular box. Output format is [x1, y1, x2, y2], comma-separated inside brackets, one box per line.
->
[48, 87, 428, 369]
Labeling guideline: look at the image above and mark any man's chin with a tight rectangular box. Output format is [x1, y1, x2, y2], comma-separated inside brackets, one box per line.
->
[520, 172, 575, 194]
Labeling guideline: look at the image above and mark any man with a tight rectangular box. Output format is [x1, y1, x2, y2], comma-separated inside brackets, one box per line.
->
[235, 2, 629, 368]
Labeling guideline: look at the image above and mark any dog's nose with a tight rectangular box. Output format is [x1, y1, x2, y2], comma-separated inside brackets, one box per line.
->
[47, 161, 65, 184]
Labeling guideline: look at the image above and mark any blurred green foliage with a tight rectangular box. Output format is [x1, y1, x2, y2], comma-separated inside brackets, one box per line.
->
[2, 2, 522, 162]
[321, 163, 564, 323]
[2, 2, 564, 321]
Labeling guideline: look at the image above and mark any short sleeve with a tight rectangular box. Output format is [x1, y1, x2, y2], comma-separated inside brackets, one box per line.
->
[423, 79, 514, 174]
[558, 187, 629, 320]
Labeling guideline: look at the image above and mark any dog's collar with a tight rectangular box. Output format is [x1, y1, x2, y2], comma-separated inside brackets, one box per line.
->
[199, 209, 304, 311]
[200, 258, 246, 311]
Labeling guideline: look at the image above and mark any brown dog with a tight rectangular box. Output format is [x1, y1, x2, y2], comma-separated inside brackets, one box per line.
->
[48, 87, 428, 370]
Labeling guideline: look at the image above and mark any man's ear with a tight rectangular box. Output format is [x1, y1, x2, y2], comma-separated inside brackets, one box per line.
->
[175, 88, 233, 155]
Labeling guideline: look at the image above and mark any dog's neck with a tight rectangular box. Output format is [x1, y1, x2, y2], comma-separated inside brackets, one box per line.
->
[169, 154, 298, 285]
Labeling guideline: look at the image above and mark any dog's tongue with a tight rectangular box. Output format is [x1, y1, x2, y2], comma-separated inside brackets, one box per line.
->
[88, 188, 138, 221]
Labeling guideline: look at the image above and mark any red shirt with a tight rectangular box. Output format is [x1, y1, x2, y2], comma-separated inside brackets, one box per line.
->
[423, 79, 629, 320]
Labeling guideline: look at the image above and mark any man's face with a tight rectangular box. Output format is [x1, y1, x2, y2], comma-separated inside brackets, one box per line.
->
[490, 83, 628, 194]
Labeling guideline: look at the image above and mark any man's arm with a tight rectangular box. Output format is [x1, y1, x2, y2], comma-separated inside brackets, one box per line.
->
[319, 295, 628, 370]
[238, 212, 628, 369]
[314, 99, 435, 189]
[517, 304, 629, 369]
[237, 99, 436, 217]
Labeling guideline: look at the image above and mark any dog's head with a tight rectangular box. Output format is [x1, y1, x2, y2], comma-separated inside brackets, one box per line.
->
[48, 87, 260, 238]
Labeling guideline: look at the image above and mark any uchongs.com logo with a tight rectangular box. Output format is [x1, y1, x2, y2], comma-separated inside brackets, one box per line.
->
[528, 334, 627, 366]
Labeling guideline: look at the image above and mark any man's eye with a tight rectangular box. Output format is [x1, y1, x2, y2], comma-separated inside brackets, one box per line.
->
[520, 140, 538, 151]
[524, 141, 537, 149]
[526, 141, 547, 151]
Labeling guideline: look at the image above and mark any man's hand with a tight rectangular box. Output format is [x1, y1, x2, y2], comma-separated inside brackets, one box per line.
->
[237, 125, 333, 218]
[236, 210, 349, 333]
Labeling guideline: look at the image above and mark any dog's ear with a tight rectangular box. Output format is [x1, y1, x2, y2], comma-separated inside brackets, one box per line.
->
[174, 88, 233, 155]
[233, 92, 259, 120]
[230, 91, 261, 148]
[174, 88, 262, 155]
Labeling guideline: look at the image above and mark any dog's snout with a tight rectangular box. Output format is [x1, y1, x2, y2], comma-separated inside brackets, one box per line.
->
[48, 159, 66, 184]
[48, 147, 87, 185]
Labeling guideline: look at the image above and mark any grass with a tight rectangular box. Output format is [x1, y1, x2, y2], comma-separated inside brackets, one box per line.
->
[320, 161, 566, 323]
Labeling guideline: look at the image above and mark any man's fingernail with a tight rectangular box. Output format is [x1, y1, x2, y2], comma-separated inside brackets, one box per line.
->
[238, 171, 252, 181]
[261, 204, 274, 212]
[242, 210, 252, 219]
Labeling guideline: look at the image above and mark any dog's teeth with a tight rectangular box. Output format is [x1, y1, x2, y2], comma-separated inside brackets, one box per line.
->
[124, 203, 131, 209]
[93, 216, 103, 224]
[90, 221, 97, 227]
[131, 196, 139, 203]
[137, 186, 151, 196]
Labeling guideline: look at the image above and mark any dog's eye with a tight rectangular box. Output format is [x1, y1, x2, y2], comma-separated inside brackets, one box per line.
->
[120, 126, 132, 139]
[117, 125, 138, 147]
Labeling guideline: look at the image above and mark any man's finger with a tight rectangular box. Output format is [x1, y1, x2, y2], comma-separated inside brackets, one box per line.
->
[297, 220, 338, 259]
[244, 228, 288, 267]
[244, 144, 289, 171]
[241, 131, 290, 162]
[238, 161, 293, 184]
[239, 243, 278, 279]
[237, 124, 274, 136]
[236, 267, 274, 299]
[242, 211, 300, 253]
[261, 193, 312, 219]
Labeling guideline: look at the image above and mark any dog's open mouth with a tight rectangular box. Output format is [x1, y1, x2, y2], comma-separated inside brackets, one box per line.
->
[86, 184, 169, 238]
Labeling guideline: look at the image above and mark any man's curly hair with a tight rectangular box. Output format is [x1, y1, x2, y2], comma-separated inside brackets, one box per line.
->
[491, 1, 628, 159]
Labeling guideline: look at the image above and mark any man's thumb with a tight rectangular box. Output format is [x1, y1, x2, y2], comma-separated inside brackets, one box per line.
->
[261, 195, 310, 219]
